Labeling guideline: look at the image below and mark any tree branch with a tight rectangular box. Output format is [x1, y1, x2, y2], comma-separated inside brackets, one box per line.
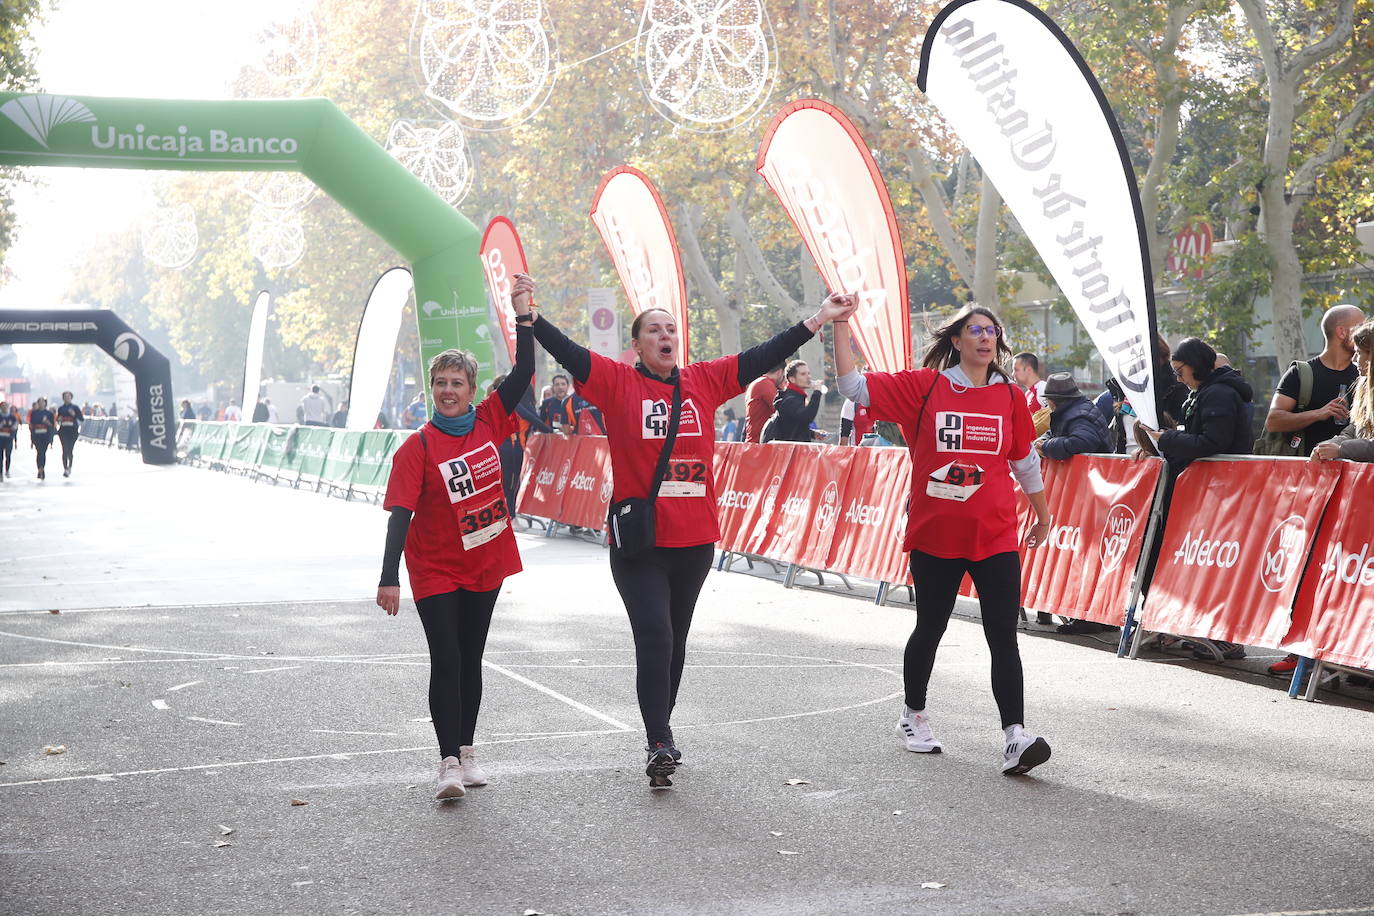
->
[1291, 83, 1374, 195]
[903, 144, 976, 288]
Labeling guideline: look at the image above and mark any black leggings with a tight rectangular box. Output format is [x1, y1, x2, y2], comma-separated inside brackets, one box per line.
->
[32, 436, 50, 473]
[414, 587, 500, 759]
[608, 543, 714, 747]
[0, 438, 10, 474]
[906, 549, 1025, 729]
[59, 430, 77, 471]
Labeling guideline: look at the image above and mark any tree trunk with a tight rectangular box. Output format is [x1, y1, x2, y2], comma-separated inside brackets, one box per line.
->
[903, 144, 976, 291]
[973, 172, 1001, 309]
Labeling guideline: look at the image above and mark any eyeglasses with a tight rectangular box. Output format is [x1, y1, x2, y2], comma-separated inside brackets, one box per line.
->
[1173, 367, 1185, 379]
[965, 325, 1001, 338]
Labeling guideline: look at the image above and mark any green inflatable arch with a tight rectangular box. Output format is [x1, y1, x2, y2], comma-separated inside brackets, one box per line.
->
[0, 92, 493, 402]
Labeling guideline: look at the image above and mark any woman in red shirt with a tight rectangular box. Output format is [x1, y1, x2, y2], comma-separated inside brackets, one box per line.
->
[524, 272, 855, 787]
[835, 303, 1054, 776]
[375, 276, 536, 801]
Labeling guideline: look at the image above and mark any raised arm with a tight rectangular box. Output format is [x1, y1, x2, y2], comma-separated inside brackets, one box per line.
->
[736, 293, 857, 386]
[496, 274, 537, 414]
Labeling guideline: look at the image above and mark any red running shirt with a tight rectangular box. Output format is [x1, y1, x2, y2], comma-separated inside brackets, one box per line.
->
[579, 351, 742, 547]
[383, 396, 522, 599]
[867, 369, 1035, 561]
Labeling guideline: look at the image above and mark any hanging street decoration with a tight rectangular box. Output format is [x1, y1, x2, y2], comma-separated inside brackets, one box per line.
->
[385, 118, 473, 205]
[248, 202, 306, 270]
[141, 202, 199, 270]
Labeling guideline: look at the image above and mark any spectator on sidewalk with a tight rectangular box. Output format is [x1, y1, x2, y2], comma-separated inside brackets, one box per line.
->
[744, 362, 786, 443]
[332, 401, 349, 428]
[224, 400, 242, 422]
[1312, 319, 1374, 463]
[1263, 304, 1365, 456]
[252, 399, 269, 423]
[765, 359, 824, 443]
[1035, 374, 1111, 461]
[1014, 352, 1047, 414]
[300, 385, 330, 427]
[265, 398, 279, 423]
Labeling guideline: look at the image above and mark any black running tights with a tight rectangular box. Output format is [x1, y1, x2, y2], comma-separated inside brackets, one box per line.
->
[906, 549, 1025, 729]
[608, 543, 714, 747]
[59, 430, 77, 471]
[32, 437, 50, 473]
[0, 439, 10, 475]
[414, 587, 500, 759]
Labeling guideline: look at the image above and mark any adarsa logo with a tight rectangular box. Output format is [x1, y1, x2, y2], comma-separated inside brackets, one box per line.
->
[1318, 540, 1374, 587]
[814, 480, 840, 532]
[1260, 515, 1307, 593]
[1099, 504, 1136, 572]
[0, 320, 98, 332]
[1172, 528, 1241, 569]
[146, 382, 167, 449]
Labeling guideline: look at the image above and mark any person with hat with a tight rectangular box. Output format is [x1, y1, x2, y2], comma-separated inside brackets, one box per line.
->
[1034, 373, 1111, 461]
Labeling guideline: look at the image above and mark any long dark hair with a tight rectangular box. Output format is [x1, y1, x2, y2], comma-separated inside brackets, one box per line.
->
[1170, 337, 1216, 383]
[921, 305, 1013, 382]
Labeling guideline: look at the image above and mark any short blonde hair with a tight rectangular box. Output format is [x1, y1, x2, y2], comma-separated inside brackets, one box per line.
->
[428, 349, 478, 388]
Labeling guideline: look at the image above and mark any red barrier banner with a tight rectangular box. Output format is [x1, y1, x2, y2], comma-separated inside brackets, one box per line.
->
[713, 442, 795, 555]
[557, 436, 613, 532]
[1021, 455, 1163, 625]
[1288, 463, 1374, 669]
[518, 433, 576, 520]
[752, 444, 856, 567]
[480, 216, 527, 364]
[515, 432, 546, 511]
[824, 447, 911, 583]
[1141, 458, 1342, 648]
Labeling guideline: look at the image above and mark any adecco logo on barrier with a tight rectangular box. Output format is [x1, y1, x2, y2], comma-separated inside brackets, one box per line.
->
[555, 457, 573, 495]
[717, 487, 758, 510]
[1318, 541, 1374, 587]
[1046, 524, 1081, 552]
[1099, 504, 1136, 572]
[1260, 515, 1307, 593]
[843, 496, 887, 526]
[814, 480, 840, 533]
[1172, 529, 1241, 569]
[535, 467, 555, 486]
[569, 470, 597, 493]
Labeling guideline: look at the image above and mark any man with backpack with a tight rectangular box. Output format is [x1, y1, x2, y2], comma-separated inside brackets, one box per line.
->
[1260, 303, 1364, 675]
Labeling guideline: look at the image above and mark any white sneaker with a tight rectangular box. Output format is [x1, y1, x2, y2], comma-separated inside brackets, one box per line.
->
[1001, 725, 1051, 775]
[435, 756, 466, 799]
[459, 745, 488, 787]
[896, 708, 943, 753]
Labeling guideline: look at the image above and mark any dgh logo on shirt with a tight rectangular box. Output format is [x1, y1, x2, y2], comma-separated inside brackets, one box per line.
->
[934, 412, 1003, 455]
[438, 442, 502, 505]
[640, 397, 703, 439]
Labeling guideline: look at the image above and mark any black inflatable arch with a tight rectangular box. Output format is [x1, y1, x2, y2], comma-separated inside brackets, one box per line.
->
[0, 309, 175, 465]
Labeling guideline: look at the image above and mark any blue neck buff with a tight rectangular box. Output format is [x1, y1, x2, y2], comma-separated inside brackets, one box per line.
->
[431, 405, 476, 437]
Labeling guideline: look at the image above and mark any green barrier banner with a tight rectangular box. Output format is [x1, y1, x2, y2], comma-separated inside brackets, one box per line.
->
[279, 427, 306, 476]
[260, 425, 292, 471]
[206, 422, 234, 462]
[231, 424, 264, 463]
[353, 430, 400, 489]
[0, 92, 495, 402]
[321, 430, 364, 485]
[182, 421, 204, 461]
[295, 426, 333, 479]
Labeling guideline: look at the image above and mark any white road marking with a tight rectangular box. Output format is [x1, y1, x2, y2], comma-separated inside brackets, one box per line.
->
[310, 729, 398, 737]
[186, 717, 243, 727]
[166, 680, 201, 692]
[243, 665, 304, 674]
[150, 699, 169, 710]
[481, 659, 633, 732]
[1226, 908, 1374, 916]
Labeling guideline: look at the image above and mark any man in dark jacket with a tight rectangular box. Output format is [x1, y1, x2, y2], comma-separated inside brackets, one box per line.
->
[1036, 373, 1111, 460]
[765, 359, 823, 443]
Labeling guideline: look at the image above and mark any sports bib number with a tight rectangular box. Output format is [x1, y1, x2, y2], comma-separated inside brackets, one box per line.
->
[659, 459, 707, 498]
[926, 461, 986, 502]
[458, 496, 509, 550]
[59, 420, 75, 428]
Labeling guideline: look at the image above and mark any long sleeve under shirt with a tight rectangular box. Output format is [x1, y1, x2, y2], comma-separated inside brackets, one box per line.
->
[379, 322, 537, 588]
[838, 365, 1044, 494]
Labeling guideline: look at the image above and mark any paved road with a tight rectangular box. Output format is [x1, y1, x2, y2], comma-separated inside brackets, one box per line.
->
[1, 445, 1371, 915]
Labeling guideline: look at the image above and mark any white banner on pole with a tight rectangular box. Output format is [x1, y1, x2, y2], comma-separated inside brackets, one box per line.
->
[241, 290, 271, 416]
[347, 267, 413, 431]
[587, 289, 620, 358]
[918, 0, 1160, 429]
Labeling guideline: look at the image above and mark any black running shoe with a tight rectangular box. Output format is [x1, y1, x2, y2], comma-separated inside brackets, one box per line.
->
[646, 743, 678, 787]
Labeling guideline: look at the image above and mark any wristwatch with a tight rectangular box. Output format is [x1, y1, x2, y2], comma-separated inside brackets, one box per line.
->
[514, 313, 535, 325]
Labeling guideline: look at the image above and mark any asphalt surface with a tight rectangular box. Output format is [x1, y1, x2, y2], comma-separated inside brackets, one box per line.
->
[1, 443, 1372, 915]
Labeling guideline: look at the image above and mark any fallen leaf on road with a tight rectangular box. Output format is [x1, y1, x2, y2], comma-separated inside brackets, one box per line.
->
[920, 882, 945, 889]
[290, 799, 308, 807]
[213, 841, 233, 848]
[218, 825, 234, 836]
[778, 850, 800, 856]
[769, 831, 783, 837]
[43, 745, 66, 755]
[785, 779, 810, 786]
[1106, 707, 1118, 711]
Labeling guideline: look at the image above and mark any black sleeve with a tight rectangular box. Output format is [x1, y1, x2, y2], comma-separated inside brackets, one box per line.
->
[735, 322, 816, 387]
[516, 401, 553, 434]
[496, 324, 536, 414]
[1274, 363, 1301, 401]
[530, 315, 592, 383]
[802, 390, 823, 425]
[378, 507, 413, 588]
[840, 417, 854, 439]
[1159, 390, 1237, 463]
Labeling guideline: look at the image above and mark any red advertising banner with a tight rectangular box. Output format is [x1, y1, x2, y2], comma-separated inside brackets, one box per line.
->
[824, 447, 911, 583]
[589, 166, 690, 364]
[557, 436, 613, 532]
[1141, 458, 1342, 648]
[713, 442, 795, 555]
[1288, 463, 1374, 669]
[479, 216, 528, 365]
[752, 444, 856, 567]
[756, 99, 911, 375]
[1021, 455, 1163, 625]
[518, 433, 576, 520]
